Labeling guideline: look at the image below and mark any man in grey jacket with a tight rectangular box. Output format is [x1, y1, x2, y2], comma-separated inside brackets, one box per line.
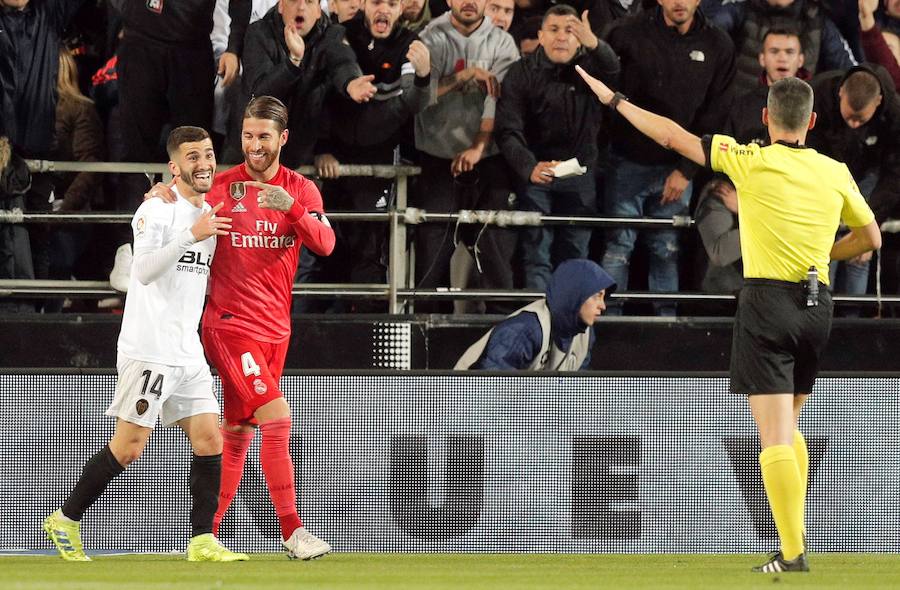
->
[413, 0, 520, 312]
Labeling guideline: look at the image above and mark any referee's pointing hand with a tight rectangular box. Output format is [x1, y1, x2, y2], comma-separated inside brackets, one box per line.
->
[245, 180, 295, 212]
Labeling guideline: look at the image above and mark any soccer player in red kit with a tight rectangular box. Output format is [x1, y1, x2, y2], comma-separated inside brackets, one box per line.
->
[148, 95, 336, 559]
[206, 95, 335, 559]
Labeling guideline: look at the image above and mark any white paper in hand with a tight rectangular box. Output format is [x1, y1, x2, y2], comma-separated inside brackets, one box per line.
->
[551, 158, 587, 179]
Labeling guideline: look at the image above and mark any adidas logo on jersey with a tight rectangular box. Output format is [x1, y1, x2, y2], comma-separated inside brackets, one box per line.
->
[232, 202, 247, 213]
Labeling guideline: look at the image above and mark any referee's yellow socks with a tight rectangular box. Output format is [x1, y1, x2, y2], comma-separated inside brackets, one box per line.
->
[759, 444, 804, 561]
[792, 429, 809, 522]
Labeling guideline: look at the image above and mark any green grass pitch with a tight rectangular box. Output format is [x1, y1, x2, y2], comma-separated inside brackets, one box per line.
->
[2, 553, 900, 589]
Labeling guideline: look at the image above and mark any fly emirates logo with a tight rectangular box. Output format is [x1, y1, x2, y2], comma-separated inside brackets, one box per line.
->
[230, 219, 296, 249]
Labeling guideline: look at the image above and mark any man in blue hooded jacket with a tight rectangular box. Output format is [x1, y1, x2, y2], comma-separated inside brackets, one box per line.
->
[455, 259, 616, 370]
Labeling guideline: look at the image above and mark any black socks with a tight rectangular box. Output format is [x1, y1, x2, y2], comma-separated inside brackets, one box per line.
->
[61, 445, 125, 521]
[190, 453, 222, 537]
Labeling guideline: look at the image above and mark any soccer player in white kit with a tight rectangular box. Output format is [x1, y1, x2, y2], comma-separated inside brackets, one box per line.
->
[43, 127, 247, 562]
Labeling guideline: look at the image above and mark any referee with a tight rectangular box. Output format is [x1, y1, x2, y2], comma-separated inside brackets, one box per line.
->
[576, 66, 881, 573]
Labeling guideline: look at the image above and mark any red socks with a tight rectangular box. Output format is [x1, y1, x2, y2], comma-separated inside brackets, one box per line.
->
[213, 428, 254, 536]
[259, 417, 303, 539]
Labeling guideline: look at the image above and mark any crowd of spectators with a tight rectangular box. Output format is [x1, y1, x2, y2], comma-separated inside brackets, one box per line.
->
[1, 0, 898, 315]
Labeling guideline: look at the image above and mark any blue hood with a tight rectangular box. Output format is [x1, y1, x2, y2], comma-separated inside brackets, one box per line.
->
[545, 259, 617, 341]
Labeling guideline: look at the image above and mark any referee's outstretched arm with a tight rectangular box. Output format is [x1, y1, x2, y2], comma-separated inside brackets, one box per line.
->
[577, 65, 882, 259]
[576, 66, 706, 167]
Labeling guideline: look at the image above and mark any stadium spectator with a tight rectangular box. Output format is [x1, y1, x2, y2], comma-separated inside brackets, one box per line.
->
[211, 0, 279, 164]
[578, 64, 880, 575]
[877, 0, 900, 33]
[400, 0, 431, 32]
[485, 0, 514, 30]
[0, 136, 34, 313]
[330, 0, 361, 22]
[44, 47, 105, 311]
[115, 0, 250, 212]
[455, 258, 615, 370]
[412, 0, 520, 313]
[708, 0, 857, 97]
[601, 0, 735, 315]
[43, 126, 247, 563]
[512, 14, 541, 54]
[147, 97, 336, 559]
[312, 0, 432, 311]
[0, 0, 83, 156]
[695, 29, 807, 295]
[859, 0, 900, 89]
[496, 6, 619, 290]
[807, 64, 900, 306]
[240, 0, 376, 168]
[1, 0, 85, 310]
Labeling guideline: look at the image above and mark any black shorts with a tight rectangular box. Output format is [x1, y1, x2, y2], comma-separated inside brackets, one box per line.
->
[730, 279, 833, 395]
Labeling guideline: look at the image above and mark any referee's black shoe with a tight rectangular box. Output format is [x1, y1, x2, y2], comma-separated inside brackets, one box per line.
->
[752, 551, 810, 573]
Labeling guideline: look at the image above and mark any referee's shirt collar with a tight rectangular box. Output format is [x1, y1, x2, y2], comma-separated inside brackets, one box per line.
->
[774, 139, 809, 149]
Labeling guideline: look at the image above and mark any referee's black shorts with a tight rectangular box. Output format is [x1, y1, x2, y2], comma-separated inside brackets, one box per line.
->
[730, 279, 833, 395]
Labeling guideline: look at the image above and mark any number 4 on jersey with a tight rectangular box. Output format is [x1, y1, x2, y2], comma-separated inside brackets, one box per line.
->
[241, 352, 261, 377]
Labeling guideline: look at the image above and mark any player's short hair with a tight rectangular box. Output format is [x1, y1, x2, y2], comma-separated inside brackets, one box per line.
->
[761, 27, 803, 52]
[766, 77, 814, 132]
[166, 126, 211, 159]
[842, 70, 882, 111]
[243, 95, 289, 133]
[542, 3, 577, 25]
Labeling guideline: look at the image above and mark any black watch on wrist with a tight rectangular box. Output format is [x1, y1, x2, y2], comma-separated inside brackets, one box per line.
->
[608, 92, 628, 111]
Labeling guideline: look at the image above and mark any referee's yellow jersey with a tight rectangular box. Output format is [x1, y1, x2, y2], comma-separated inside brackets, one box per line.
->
[707, 134, 875, 285]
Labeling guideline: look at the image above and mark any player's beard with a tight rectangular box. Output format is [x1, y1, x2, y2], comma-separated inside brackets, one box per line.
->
[182, 169, 213, 194]
[244, 147, 278, 174]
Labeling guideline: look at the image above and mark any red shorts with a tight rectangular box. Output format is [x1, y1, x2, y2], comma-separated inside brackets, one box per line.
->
[202, 327, 289, 424]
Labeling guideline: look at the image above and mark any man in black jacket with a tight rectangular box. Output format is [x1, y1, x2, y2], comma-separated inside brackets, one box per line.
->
[311, 0, 432, 310]
[241, 0, 377, 168]
[1, 0, 84, 309]
[808, 63, 900, 302]
[601, 0, 735, 315]
[0, 0, 83, 156]
[496, 5, 619, 289]
[115, 0, 250, 211]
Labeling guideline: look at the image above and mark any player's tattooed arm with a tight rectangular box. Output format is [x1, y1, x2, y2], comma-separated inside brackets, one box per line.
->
[245, 181, 294, 211]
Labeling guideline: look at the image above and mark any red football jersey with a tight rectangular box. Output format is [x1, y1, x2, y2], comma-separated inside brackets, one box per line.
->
[203, 164, 335, 342]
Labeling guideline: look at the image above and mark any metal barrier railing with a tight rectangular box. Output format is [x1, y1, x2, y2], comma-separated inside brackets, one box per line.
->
[2, 160, 899, 314]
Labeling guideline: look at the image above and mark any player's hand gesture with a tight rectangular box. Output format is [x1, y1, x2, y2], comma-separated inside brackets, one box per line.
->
[406, 40, 431, 78]
[191, 202, 232, 241]
[568, 11, 599, 50]
[347, 75, 377, 103]
[284, 24, 306, 63]
[246, 180, 295, 211]
[144, 182, 177, 203]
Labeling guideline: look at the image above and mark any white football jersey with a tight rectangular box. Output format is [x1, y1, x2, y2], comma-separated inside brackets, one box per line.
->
[117, 189, 215, 366]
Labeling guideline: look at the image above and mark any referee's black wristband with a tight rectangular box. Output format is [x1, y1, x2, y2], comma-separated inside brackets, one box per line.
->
[608, 92, 628, 111]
